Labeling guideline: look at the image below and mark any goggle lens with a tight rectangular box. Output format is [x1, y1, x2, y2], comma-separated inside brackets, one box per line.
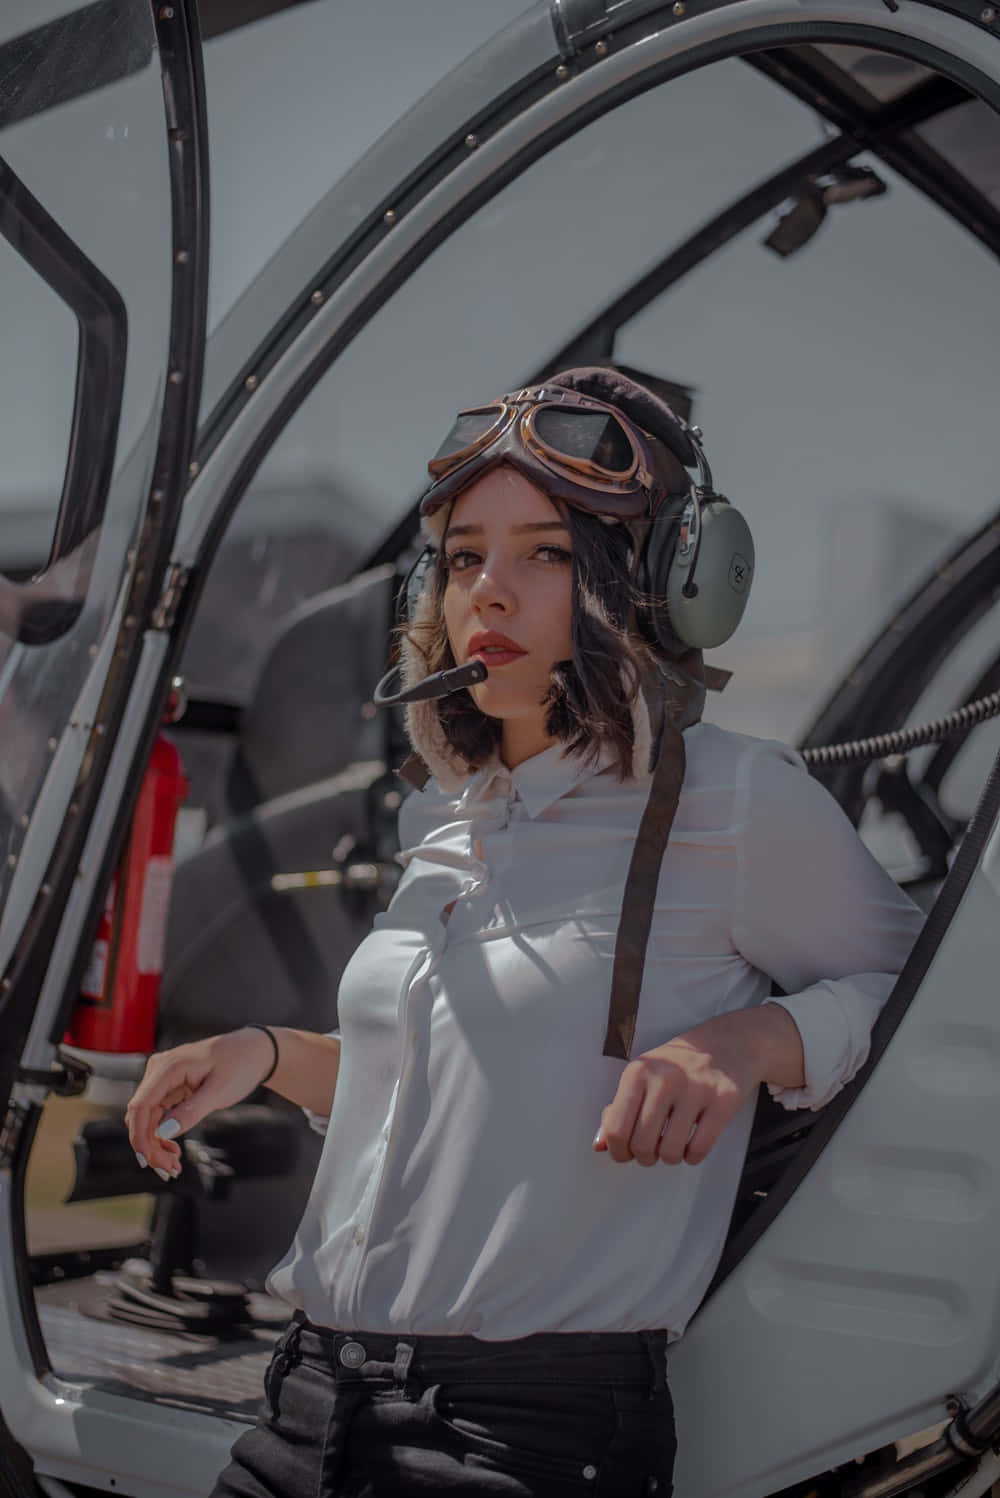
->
[532, 407, 635, 475]
[431, 408, 503, 465]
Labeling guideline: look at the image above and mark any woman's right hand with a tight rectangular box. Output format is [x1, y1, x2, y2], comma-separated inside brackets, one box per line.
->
[124, 1027, 277, 1180]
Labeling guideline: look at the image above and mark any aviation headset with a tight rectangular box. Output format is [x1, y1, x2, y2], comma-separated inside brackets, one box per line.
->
[393, 366, 754, 661]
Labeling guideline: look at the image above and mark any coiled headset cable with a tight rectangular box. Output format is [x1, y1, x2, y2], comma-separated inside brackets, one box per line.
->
[801, 689, 1000, 769]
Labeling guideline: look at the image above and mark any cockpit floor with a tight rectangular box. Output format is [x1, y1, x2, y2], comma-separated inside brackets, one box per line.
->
[36, 1275, 289, 1420]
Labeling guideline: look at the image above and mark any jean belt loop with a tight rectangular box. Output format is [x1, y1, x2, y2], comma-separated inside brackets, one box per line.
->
[641, 1330, 667, 1394]
[393, 1339, 417, 1395]
[290, 1312, 306, 1362]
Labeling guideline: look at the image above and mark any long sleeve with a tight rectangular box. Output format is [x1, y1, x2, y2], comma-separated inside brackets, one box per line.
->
[731, 742, 925, 1111]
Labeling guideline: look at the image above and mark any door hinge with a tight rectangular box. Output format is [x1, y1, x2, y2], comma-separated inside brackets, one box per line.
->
[0, 1101, 29, 1171]
[152, 561, 191, 632]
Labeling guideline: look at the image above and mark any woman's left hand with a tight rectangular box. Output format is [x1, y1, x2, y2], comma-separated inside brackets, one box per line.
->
[594, 1005, 805, 1167]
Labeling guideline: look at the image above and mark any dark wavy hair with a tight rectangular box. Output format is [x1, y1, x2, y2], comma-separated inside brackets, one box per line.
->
[401, 503, 662, 780]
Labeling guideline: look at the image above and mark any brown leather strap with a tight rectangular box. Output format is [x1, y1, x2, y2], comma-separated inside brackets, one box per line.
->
[396, 752, 432, 790]
[603, 719, 686, 1060]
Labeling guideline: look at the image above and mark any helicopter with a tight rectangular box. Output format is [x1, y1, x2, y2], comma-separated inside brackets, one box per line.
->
[1, 1, 1000, 1497]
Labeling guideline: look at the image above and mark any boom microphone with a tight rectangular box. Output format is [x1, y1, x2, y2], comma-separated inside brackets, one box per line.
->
[373, 658, 488, 708]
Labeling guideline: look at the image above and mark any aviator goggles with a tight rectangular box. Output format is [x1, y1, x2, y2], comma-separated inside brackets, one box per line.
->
[418, 385, 693, 539]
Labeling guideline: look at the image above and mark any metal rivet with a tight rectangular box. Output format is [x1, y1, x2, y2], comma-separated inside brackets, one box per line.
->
[95, 724, 106, 736]
[40, 884, 51, 897]
[673, 2, 686, 14]
[245, 374, 259, 391]
[127, 549, 137, 564]
[555, 63, 570, 80]
[465, 133, 479, 149]
[691, 425, 703, 439]
[168, 127, 186, 143]
[151, 489, 164, 503]
[18, 815, 29, 830]
[595, 39, 609, 54]
[1, 979, 11, 995]
[188, 459, 200, 478]
[169, 369, 183, 384]
[983, 6, 996, 19]
[311, 289, 325, 305]
[47, 737, 58, 752]
[174, 249, 189, 264]
[88, 643, 99, 658]
[124, 615, 137, 630]
[6, 855, 16, 869]
[382, 790, 402, 811]
[159, 4, 174, 16]
[69, 803, 79, 816]
[383, 208, 397, 225]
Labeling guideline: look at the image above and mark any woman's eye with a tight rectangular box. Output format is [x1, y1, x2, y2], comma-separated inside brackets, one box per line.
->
[534, 545, 572, 564]
[444, 548, 480, 571]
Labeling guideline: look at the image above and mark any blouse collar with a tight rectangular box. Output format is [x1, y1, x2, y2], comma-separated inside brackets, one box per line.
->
[457, 740, 620, 821]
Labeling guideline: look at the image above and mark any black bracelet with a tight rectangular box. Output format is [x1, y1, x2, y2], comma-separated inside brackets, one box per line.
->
[246, 1024, 280, 1084]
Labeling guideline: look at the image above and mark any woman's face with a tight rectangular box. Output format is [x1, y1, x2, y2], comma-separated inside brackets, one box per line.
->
[442, 466, 574, 769]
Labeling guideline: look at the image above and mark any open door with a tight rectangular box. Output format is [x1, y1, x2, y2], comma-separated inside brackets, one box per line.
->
[0, 0, 208, 1488]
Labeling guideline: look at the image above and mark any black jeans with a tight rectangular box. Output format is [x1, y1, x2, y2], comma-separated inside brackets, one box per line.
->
[210, 1313, 676, 1497]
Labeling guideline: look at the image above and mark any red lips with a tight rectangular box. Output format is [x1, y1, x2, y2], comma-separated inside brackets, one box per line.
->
[466, 630, 527, 666]
[467, 630, 526, 655]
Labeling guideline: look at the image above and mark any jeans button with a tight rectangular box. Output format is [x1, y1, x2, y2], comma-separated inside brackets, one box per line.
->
[339, 1340, 367, 1368]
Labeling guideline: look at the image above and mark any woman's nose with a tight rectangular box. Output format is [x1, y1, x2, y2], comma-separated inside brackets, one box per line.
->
[469, 555, 516, 613]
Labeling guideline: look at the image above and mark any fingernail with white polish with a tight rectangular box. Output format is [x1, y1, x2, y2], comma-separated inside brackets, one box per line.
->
[154, 1167, 171, 1182]
[135, 1152, 148, 1169]
[593, 1132, 604, 1146]
[156, 1118, 181, 1140]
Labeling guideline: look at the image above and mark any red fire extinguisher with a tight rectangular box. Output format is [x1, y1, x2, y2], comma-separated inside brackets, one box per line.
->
[64, 732, 190, 1055]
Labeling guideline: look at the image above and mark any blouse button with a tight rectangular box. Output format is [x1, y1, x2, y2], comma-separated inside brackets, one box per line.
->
[582, 1466, 598, 1481]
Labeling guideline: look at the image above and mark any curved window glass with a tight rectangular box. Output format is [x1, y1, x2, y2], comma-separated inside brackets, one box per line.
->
[0, 236, 78, 579]
[0, 0, 174, 961]
[181, 57, 820, 708]
[189, 47, 999, 767]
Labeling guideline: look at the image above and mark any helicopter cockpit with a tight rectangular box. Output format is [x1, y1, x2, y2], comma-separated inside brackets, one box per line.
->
[2, 4, 1000, 1498]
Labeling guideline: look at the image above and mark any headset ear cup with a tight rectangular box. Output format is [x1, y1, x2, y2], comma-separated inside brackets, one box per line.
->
[666, 498, 754, 649]
[635, 504, 687, 658]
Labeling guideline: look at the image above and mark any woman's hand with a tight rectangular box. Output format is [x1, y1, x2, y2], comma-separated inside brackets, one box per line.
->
[594, 1005, 805, 1167]
[124, 1028, 278, 1179]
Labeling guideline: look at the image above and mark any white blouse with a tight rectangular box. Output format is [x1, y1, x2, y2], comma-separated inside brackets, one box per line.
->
[266, 722, 924, 1341]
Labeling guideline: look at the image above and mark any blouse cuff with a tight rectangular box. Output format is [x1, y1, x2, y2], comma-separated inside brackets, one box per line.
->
[761, 988, 862, 1112]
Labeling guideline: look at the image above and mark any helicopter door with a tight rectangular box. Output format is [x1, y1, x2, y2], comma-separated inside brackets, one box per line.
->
[0, 0, 207, 1480]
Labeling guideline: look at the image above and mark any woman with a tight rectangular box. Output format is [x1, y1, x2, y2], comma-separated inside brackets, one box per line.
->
[125, 368, 923, 1498]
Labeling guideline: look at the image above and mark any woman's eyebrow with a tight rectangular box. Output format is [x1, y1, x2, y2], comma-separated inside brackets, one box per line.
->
[445, 521, 570, 539]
